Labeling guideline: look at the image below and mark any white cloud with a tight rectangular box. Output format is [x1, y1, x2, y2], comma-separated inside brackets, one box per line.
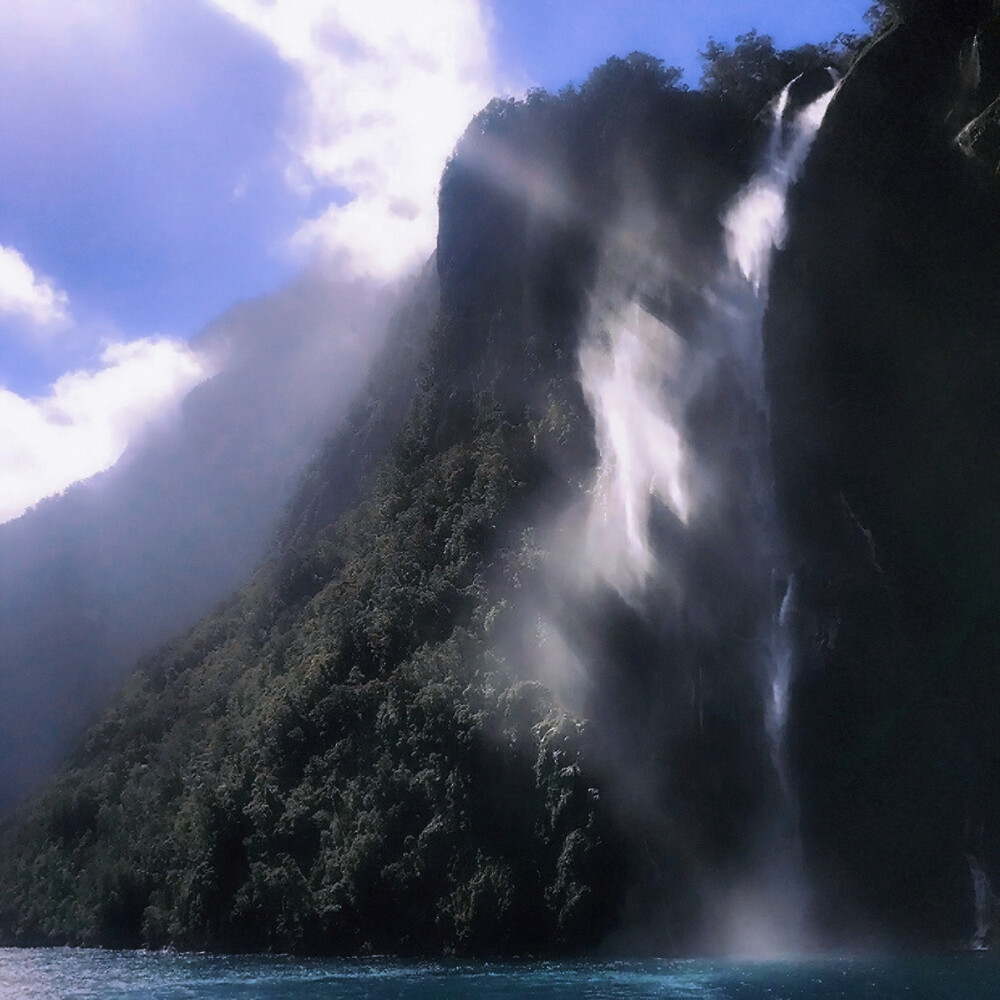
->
[0, 244, 68, 327]
[207, 0, 499, 279]
[1, 0, 499, 520]
[0, 339, 211, 523]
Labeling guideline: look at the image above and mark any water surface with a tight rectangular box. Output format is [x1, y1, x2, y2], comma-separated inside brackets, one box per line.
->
[1, 949, 998, 1000]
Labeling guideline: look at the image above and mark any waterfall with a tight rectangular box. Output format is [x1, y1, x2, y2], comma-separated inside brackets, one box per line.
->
[715, 76, 840, 956]
[767, 573, 798, 800]
[967, 854, 998, 950]
[723, 71, 840, 800]
[725, 73, 840, 294]
[576, 72, 840, 954]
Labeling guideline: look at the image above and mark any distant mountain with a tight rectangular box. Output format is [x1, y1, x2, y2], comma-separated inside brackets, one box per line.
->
[0, 267, 432, 814]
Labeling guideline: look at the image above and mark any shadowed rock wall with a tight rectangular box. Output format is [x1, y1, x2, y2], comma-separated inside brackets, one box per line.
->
[765, 6, 1000, 945]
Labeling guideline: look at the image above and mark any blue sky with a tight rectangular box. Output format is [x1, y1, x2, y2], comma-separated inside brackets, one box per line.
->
[0, 0, 871, 523]
[493, 0, 871, 91]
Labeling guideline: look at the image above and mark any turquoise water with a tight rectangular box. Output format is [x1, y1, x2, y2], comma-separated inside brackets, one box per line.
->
[1, 950, 998, 999]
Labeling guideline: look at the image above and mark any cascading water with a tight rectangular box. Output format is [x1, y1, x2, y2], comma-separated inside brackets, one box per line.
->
[576, 72, 840, 953]
[967, 853, 999, 950]
[768, 573, 798, 801]
[715, 73, 839, 956]
[725, 73, 840, 293]
[581, 73, 839, 595]
[724, 73, 840, 835]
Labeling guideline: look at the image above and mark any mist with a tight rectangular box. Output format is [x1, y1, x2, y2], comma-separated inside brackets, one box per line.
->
[492, 71, 843, 956]
[0, 265, 431, 813]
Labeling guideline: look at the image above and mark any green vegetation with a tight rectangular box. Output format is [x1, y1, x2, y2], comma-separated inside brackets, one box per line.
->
[0, 374, 619, 953]
[699, 30, 858, 115]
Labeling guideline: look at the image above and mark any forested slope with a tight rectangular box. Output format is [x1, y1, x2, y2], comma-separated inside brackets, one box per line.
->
[0, 51, 782, 953]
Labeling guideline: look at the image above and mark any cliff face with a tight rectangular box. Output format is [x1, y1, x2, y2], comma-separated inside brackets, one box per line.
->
[765, 6, 1000, 944]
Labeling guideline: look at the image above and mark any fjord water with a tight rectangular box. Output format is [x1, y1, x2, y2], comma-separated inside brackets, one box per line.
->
[2, 950, 1000, 999]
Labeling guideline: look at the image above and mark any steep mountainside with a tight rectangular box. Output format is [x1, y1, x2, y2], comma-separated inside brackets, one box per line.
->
[0, 270, 414, 814]
[6, 4, 1000, 957]
[0, 53, 772, 954]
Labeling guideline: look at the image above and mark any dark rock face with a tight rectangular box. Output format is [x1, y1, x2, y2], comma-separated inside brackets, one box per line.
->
[765, 11, 1000, 944]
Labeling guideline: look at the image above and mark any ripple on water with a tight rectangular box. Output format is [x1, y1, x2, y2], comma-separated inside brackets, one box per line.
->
[1, 950, 999, 1000]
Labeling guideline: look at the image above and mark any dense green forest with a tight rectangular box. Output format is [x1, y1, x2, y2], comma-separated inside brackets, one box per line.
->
[5, 0, 1000, 956]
